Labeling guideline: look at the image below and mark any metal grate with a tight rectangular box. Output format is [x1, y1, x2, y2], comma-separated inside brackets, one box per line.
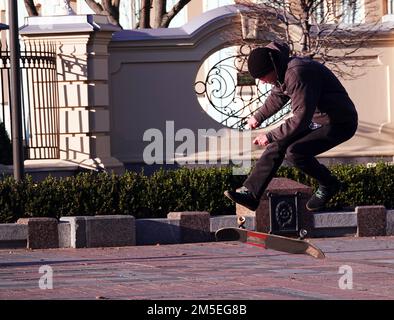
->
[0, 40, 60, 160]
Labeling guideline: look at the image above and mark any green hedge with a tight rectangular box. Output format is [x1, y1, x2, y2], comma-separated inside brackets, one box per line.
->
[0, 163, 393, 223]
[0, 168, 244, 223]
[277, 162, 394, 210]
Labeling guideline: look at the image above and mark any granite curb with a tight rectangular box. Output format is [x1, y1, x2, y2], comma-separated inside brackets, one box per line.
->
[0, 208, 393, 249]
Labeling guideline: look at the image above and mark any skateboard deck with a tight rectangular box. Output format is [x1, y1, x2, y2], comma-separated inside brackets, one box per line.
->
[215, 227, 325, 259]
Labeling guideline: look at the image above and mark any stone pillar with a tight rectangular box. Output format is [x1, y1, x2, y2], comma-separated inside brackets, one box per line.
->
[17, 218, 59, 249]
[356, 205, 387, 237]
[236, 178, 313, 234]
[20, 15, 124, 173]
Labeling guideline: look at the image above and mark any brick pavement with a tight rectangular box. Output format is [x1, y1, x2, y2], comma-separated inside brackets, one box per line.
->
[1, 236, 394, 300]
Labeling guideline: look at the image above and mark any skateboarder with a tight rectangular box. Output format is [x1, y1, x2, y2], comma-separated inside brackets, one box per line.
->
[225, 41, 358, 212]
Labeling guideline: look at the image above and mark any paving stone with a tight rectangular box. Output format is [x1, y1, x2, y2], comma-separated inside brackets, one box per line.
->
[356, 206, 386, 237]
[1, 237, 394, 300]
[17, 218, 58, 249]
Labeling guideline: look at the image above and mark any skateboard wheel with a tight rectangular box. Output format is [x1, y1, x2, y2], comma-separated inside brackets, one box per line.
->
[299, 229, 308, 238]
[237, 216, 246, 228]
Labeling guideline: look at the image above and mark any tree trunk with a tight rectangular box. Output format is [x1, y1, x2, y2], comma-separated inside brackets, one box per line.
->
[24, 0, 39, 16]
[139, 0, 152, 28]
[152, 0, 166, 28]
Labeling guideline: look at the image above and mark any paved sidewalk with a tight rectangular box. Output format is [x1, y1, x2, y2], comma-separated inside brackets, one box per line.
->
[1, 236, 394, 300]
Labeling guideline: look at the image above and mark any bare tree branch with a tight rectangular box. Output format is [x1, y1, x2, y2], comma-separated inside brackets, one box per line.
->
[235, 0, 382, 79]
[85, 0, 121, 27]
[102, 0, 121, 26]
[160, 0, 191, 28]
[85, 0, 104, 13]
[24, 0, 39, 16]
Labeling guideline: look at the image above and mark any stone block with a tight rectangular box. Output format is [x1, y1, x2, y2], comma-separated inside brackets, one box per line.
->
[0, 224, 28, 241]
[59, 216, 87, 248]
[58, 221, 71, 248]
[356, 206, 386, 237]
[136, 219, 180, 245]
[60, 215, 135, 248]
[312, 211, 357, 229]
[0, 224, 28, 249]
[210, 215, 255, 232]
[387, 210, 394, 236]
[17, 218, 59, 249]
[237, 178, 312, 233]
[167, 211, 211, 243]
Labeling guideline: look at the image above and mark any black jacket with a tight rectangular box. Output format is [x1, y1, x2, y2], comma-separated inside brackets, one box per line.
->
[253, 42, 358, 143]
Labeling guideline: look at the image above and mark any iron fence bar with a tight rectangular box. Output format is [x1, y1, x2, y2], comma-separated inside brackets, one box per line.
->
[6, 55, 12, 135]
[20, 47, 27, 156]
[1, 37, 59, 161]
[0, 56, 6, 124]
[39, 43, 48, 156]
[53, 42, 60, 159]
[22, 43, 33, 159]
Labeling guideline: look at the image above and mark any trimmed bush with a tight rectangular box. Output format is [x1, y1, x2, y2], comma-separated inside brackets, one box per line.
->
[277, 162, 394, 209]
[0, 163, 393, 223]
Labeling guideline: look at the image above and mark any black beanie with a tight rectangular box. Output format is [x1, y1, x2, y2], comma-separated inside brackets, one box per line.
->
[247, 47, 277, 79]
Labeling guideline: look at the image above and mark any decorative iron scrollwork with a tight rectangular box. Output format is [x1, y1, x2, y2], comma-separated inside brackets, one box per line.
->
[275, 201, 294, 228]
[268, 193, 300, 236]
[195, 45, 291, 130]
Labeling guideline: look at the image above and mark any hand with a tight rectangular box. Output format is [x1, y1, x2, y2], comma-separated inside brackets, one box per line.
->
[253, 134, 270, 147]
[247, 116, 259, 130]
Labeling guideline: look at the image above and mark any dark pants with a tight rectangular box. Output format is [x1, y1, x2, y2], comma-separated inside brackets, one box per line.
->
[243, 122, 358, 199]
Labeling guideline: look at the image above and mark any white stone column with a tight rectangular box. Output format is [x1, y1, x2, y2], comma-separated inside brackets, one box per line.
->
[20, 15, 124, 173]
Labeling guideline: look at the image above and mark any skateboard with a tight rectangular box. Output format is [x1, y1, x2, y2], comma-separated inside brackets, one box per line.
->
[215, 226, 325, 259]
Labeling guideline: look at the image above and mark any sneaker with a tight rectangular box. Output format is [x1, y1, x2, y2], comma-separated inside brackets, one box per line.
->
[224, 187, 259, 211]
[306, 180, 341, 212]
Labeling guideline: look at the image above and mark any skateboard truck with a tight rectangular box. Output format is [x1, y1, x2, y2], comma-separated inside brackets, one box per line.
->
[237, 216, 246, 229]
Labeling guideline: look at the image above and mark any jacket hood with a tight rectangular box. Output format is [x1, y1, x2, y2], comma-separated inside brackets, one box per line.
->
[265, 41, 290, 64]
[265, 41, 290, 83]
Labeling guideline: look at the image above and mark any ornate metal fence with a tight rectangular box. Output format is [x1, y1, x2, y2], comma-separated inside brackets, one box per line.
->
[0, 40, 59, 160]
[195, 45, 291, 130]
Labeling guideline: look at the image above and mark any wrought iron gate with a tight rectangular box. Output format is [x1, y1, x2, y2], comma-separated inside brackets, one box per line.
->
[195, 45, 291, 130]
[0, 40, 59, 160]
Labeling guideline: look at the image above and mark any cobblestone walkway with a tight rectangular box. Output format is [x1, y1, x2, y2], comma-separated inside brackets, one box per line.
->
[1, 237, 394, 300]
